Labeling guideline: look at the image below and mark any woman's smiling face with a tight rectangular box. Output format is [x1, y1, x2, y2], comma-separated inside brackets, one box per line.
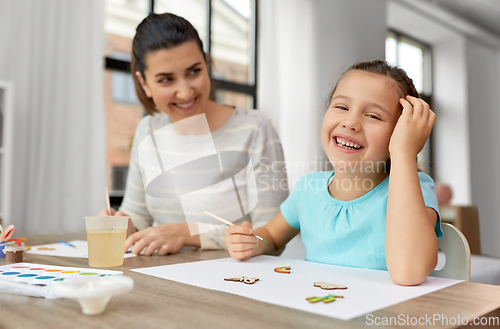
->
[321, 70, 402, 173]
[136, 41, 211, 122]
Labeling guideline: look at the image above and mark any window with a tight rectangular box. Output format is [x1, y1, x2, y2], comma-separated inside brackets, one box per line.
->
[112, 70, 140, 105]
[386, 31, 433, 173]
[110, 52, 140, 104]
[112, 166, 129, 191]
[386, 31, 432, 96]
[104, 0, 258, 194]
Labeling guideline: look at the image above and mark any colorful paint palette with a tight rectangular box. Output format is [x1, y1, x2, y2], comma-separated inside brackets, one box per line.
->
[0, 263, 122, 286]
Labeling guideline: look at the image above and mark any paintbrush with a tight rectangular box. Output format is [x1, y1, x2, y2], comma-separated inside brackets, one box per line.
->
[105, 187, 112, 216]
[204, 211, 268, 242]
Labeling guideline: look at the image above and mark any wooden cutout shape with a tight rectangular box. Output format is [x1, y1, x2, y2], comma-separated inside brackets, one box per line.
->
[0, 224, 14, 242]
[224, 276, 245, 282]
[306, 294, 344, 303]
[274, 266, 291, 274]
[224, 276, 259, 284]
[314, 282, 347, 290]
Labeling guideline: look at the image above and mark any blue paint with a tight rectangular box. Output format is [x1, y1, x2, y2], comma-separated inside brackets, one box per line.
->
[0, 242, 7, 258]
[34, 276, 56, 280]
[1, 271, 21, 277]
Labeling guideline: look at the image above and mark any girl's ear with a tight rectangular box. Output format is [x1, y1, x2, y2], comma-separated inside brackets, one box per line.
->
[135, 71, 152, 98]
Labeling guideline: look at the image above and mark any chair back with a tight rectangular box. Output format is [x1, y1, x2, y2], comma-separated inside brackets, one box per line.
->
[430, 223, 471, 281]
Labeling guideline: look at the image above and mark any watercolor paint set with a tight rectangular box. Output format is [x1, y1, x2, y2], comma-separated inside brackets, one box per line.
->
[0, 262, 122, 286]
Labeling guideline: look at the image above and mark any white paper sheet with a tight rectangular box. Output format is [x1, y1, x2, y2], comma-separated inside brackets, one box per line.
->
[131, 255, 461, 320]
[26, 240, 136, 258]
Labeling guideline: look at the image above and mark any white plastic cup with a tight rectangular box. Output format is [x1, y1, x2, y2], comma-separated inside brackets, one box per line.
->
[85, 216, 128, 267]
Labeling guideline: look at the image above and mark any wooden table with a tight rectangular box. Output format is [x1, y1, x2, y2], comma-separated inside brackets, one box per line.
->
[1, 234, 500, 329]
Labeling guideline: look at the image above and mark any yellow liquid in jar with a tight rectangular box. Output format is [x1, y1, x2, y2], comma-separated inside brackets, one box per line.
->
[87, 230, 126, 267]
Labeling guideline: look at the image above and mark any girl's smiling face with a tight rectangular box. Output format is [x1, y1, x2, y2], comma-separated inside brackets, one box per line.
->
[136, 41, 211, 122]
[322, 70, 402, 173]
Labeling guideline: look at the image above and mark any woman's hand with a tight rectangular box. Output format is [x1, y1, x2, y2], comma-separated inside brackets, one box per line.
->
[389, 96, 436, 159]
[224, 221, 258, 261]
[124, 223, 198, 256]
[98, 208, 137, 238]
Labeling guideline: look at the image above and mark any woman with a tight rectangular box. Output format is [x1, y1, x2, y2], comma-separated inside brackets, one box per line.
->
[100, 12, 287, 256]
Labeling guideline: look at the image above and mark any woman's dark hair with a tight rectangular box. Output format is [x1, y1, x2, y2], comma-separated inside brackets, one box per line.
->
[325, 60, 422, 173]
[131, 12, 205, 115]
[325, 59, 420, 110]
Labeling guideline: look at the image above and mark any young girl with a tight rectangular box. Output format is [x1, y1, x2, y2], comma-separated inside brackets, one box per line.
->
[225, 60, 442, 286]
[99, 13, 287, 256]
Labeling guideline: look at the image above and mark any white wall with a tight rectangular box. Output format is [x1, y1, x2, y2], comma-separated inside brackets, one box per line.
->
[433, 36, 471, 205]
[258, 0, 317, 187]
[466, 39, 500, 257]
[258, 0, 386, 187]
[312, 0, 387, 136]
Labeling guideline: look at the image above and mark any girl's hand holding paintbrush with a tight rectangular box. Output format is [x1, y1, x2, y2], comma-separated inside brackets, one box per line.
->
[224, 221, 260, 261]
[223, 211, 299, 261]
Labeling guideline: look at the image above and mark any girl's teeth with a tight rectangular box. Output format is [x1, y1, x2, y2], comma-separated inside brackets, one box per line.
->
[177, 100, 194, 108]
[335, 137, 361, 150]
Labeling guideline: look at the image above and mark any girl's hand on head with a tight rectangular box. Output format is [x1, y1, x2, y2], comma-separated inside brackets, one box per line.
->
[224, 221, 258, 261]
[389, 95, 436, 159]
